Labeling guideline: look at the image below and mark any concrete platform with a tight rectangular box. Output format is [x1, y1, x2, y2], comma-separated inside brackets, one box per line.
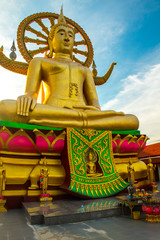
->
[1, 183, 160, 240]
[23, 197, 122, 225]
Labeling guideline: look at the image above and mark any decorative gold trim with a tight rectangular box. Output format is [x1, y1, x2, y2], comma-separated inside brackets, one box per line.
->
[0, 150, 40, 157]
[0, 137, 4, 150]
[39, 152, 60, 157]
[0, 157, 39, 165]
[0, 126, 12, 150]
[114, 157, 138, 163]
[80, 184, 85, 195]
[85, 184, 89, 195]
[72, 134, 85, 175]
[112, 181, 120, 191]
[2, 189, 66, 196]
[105, 183, 111, 194]
[0, 126, 12, 136]
[97, 185, 103, 196]
[89, 185, 94, 197]
[51, 130, 66, 149]
[39, 159, 62, 165]
[102, 184, 108, 195]
[2, 190, 27, 196]
[93, 185, 99, 197]
[108, 182, 116, 193]
[114, 153, 137, 156]
[77, 129, 102, 141]
[70, 181, 75, 191]
[117, 176, 127, 186]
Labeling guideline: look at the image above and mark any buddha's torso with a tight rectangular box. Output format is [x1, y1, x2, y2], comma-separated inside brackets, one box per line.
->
[41, 58, 87, 108]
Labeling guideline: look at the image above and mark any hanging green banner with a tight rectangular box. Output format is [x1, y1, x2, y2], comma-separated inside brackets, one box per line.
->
[61, 128, 128, 198]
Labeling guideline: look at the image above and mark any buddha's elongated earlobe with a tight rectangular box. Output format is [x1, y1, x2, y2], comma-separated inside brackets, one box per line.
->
[47, 36, 54, 58]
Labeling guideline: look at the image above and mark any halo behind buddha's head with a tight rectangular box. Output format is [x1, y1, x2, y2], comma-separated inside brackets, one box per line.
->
[48, 6, 75, 58]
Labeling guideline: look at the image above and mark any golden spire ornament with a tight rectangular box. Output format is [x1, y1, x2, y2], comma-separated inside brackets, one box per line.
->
[58, 5, 67, 25]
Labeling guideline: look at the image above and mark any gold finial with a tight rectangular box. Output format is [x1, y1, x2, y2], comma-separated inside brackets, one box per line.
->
[58, 5, 66, 25]
[9, 40, 17, 61]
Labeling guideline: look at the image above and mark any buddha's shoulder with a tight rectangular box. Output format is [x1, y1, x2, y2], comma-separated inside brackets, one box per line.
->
[31, 57, 55, 64]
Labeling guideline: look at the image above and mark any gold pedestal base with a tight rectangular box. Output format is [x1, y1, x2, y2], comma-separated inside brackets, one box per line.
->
[146, 214, 160, 223]
[0, 198, 7, 212]
[40, 196, 53, 202]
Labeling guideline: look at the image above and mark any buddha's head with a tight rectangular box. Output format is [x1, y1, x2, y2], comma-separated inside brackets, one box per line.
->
[48, 7, 75, 58]
[88, 152, 93, 162]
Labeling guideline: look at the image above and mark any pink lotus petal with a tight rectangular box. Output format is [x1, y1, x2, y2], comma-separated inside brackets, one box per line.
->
[36, 136, 49, 152]
[8, 136, 36, 153]
[53, 139, 65, 153]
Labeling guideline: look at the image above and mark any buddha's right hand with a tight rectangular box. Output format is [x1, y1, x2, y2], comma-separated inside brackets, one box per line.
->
[17, 95, 37, 116]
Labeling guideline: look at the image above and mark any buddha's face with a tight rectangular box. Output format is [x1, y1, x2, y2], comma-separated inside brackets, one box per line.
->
[52, 25, 74, 55]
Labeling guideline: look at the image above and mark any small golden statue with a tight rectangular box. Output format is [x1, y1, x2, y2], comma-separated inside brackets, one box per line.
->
[0, 7, 139, 131]
[86, 152, 96, 175]
[40, 161, 52, 202]
[127, 160, 135, 183]
[147, 158, 155, 184]
[86, 150, 102, 177]
[40, 161, 49, 195]
[0, 160, 7, 212]
[0, 160, 6, 196]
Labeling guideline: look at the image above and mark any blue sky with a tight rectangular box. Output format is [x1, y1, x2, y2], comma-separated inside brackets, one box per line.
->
[0, 0, 160, 144]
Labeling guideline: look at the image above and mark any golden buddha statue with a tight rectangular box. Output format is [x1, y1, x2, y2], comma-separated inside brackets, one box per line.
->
[86, 151, 102, 177]
[0, 8, 139, 131]
[86, 152, 96, 174]
[127, 160, 135, 183]
[147, 158, 155, 184]
[40, 162, 49, 195]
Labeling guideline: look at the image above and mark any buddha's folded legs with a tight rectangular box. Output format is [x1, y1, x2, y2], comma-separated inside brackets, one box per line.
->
[0, 100, 139, 130]
[86, 113, 139, 130]
[29, 106, 139, 130]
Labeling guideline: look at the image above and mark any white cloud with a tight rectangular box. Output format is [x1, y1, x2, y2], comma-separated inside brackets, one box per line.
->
[102, 64, 160, 144]
[0, 67, 26, 100]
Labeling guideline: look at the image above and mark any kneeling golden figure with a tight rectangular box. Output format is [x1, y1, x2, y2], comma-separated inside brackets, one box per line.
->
[0, 10, 139, 131]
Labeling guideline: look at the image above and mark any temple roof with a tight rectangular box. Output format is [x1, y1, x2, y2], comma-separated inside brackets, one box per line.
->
[138, 142, 160, 158]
